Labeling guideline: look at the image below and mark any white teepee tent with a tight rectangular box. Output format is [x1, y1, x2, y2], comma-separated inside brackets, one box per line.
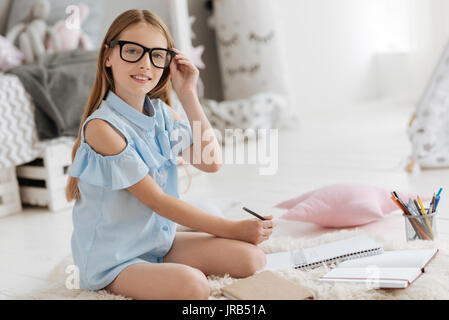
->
[407, 40, 449, 171]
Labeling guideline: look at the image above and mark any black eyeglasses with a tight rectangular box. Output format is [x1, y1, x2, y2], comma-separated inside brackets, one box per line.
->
[109, 40, 176, 69]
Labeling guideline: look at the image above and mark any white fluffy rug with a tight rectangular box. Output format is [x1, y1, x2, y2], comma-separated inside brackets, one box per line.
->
[13, 229, 449, 300]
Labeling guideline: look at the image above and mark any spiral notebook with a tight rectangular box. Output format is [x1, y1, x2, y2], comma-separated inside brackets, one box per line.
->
[264, 235, 384, 270]
[319, 248, 438, 289]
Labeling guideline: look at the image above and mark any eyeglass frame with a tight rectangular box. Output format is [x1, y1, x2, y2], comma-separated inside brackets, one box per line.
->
[109, 40, 177, 69]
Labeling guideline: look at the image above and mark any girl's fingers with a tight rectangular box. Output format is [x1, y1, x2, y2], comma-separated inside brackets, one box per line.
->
[174, 57, 192, 66]
[176, 60, 192, 67]
[175, 62, 198, 75]
[174, 52, 187, 59]
[261, 228, 273, 236]
[173, 51, 185, 57]
[173, 53, 192, 62]
[263, 219, 276, 229]
[172, 48, 188, 58]
[175, 58, 193, 65]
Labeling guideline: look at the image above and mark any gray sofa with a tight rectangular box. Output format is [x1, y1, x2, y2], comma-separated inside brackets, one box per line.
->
[0, 0, 11, 36]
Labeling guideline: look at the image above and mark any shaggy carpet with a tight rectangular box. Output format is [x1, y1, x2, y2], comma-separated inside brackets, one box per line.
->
[12, 229, 448, 300]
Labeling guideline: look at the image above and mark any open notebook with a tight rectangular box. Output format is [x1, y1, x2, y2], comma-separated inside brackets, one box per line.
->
[319, 248, 439, 289]
[264, 235, 384, 270]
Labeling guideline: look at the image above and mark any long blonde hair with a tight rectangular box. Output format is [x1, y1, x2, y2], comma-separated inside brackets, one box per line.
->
[66, 9, 189, 201]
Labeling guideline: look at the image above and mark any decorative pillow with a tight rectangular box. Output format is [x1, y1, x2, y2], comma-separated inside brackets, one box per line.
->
[6, 0, 104, 48]
[0, 35, 24, 71]
[275, 183, 430, 228]
[210, 0, 290, 100]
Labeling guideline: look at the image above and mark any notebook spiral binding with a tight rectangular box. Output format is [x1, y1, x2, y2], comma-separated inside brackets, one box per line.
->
[293, 247, 385, 270]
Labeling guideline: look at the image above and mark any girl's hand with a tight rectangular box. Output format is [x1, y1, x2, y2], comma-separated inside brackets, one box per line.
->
[169, 48, 199, 99]
[231, 216, 277, 245]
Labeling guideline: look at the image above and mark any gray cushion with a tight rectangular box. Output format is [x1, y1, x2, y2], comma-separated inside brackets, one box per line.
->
[6, 0, 104, 47]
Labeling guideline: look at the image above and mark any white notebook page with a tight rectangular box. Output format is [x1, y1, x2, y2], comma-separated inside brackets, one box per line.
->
[264, 235, 383, 270]
[264, 251, 295, 270]
[337, 249, 438, 269]
[318, 277, 410, 289]
[293, 235, 383, 266]
[320, 267, 421, 286]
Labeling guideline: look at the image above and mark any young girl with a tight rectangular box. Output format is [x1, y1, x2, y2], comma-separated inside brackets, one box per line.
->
[65, 9, 276, 300]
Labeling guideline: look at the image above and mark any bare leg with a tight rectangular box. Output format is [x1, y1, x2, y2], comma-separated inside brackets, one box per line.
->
[163, 232, 267, 278]
[105, 232, 266, 299]
[105, 262, 210, 300]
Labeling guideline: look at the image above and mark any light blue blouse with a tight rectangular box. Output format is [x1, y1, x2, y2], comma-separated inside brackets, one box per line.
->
[69, 90, 193, 291]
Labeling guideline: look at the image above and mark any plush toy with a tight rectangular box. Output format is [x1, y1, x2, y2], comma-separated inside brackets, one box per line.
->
[6, 0, 60, 64]
[47, 2, 94, 52]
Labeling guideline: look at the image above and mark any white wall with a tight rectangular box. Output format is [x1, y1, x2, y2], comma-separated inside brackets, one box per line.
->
[277, 0, 449, 112]
[98, 1, 449, 114]
[188, 0, 223, 101]
[279, 0, 377, 111]
[431, 0, 449, 54]
[100, 1, 170, 42]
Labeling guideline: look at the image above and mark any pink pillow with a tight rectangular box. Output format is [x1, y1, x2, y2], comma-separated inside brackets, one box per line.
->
[0, 36, 24, 71]
[276, 183, 430, 228]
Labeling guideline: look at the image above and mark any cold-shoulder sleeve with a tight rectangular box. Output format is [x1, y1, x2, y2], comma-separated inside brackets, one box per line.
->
[70, 141, 149, 190]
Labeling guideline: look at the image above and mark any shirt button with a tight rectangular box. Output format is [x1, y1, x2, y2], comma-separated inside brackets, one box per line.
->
[162, 225, 169, 232]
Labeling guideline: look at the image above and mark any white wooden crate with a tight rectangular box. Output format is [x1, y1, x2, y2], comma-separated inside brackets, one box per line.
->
[16, 142, 74, 212]
[0, 167, 23, 217]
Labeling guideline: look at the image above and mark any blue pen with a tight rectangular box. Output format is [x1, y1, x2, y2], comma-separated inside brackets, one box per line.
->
[434, 188, 443, 211]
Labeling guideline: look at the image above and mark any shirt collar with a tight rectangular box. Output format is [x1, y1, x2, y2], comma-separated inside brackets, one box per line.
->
[106, 90, 155, 130]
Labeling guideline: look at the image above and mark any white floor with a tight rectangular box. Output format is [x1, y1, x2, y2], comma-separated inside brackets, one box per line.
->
[1, 99, 448, 299]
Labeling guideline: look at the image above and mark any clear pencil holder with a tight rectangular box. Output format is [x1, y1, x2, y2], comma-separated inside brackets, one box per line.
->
[403, 210, 437, 241]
